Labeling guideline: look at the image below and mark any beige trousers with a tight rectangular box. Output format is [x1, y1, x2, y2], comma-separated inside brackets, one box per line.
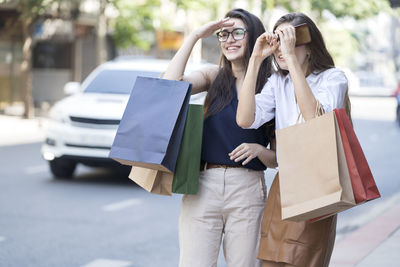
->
[179, 167, 266, 267]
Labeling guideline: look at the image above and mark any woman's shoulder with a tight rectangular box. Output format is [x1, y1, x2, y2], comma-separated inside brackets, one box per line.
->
[316, 67, 347, 81]
[200, 64, 220, 74]
[267, 72, 284, 84]
[198, 64, 220, 82]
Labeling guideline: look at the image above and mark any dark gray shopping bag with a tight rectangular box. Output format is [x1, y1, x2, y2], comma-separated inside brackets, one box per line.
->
[109, 76, 192, 173]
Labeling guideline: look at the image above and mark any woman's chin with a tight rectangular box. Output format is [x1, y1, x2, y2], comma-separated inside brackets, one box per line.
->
[277, 63, 288, 71]
[224, 52, 244, 63]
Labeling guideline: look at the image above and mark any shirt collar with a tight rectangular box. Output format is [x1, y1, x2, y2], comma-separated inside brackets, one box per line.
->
[282, 71, 319, 84]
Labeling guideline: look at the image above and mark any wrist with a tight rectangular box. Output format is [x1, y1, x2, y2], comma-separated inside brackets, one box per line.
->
[249, 56, 264, 67]
[284, 54, 299, 67]
[189, 31, 202, 42]
[282, 52, 296, 60]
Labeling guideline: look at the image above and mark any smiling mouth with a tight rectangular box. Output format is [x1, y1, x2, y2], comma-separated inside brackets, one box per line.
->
[227, 46, 240, 51]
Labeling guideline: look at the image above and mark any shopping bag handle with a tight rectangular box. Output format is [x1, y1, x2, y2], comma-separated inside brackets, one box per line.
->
[296, 101, 324, 123]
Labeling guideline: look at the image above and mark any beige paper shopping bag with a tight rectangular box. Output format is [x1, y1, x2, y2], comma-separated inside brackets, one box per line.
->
[276, 111, 356, 222]
[129, 166, 173, 196]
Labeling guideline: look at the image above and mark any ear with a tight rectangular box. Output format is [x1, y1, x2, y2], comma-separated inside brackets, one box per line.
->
[306, 46, 311, 58]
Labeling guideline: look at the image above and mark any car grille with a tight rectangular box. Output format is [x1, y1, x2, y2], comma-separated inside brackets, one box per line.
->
[65, 143, 111, 150]
[69, 116, 120, 129]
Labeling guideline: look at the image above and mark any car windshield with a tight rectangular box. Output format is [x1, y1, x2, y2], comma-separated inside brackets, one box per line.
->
[84, 69, 161, 94]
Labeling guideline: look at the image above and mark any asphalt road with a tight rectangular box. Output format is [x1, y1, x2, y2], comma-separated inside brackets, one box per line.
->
[0, 96, 399, 267]
[0, 143, 182, 267]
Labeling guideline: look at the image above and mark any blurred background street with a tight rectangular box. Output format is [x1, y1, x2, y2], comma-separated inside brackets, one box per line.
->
[1, 0, 400, 266]
[1, 95, 399, 267]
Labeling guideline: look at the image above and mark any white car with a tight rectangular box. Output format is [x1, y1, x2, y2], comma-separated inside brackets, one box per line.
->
[42, 57, 207, 178]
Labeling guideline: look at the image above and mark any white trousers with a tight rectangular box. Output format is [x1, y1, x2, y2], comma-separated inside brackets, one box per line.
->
[179, 167, 266, 267]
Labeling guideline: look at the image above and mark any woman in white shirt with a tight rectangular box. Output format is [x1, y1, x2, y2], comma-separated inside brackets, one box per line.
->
[233, 13, 351, 267]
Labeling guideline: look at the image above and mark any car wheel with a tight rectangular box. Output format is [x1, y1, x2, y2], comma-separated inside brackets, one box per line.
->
[49, 158, 77, 178]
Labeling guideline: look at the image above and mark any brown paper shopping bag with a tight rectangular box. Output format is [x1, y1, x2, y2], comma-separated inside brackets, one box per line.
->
[128, 166, 173, 196]
[276, 111, 356, 222]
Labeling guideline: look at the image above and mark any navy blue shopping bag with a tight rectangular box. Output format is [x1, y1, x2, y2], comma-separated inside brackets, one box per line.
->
[109, 76, 192, 173]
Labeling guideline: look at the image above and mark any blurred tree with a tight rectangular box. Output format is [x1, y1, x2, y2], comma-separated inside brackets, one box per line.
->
[13, 0, 60, 119]
[2, 0, 78, 118]
[262, 0, 391, 19]
[108, 0, 394, 69]
[97, 0, 108, 65]
[110, 0, 161, 50]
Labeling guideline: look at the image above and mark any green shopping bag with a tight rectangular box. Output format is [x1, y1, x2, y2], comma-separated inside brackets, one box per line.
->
[172, 104, 204, 195]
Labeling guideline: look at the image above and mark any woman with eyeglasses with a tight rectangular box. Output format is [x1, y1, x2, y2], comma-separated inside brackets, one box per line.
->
[235, 12, 351, 267]
[163, 8, 277, 267]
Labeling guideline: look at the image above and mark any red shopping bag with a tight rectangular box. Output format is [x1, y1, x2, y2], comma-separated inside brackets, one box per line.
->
[309, 109, 380, 223]
[334, 108, 381, 203]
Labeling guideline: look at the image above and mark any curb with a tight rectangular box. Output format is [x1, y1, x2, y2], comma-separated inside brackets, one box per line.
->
[331, 202, 400, 266]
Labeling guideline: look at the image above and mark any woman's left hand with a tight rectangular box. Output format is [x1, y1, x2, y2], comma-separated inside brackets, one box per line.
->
[251, 32, 279, 60]
[276, 25, 296, 59]
[229, 143, 265, 165]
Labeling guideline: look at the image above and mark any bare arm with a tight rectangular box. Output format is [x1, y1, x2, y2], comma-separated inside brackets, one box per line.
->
[276, 26, 317, 120]
[237, 33, 278, 128]
[182, 65, 220, 95]
[236, 56, 260, 127]
[163, 18, 233, 94]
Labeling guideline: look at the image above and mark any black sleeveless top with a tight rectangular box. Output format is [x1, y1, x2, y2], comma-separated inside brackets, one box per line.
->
[201, 84, 269, 171]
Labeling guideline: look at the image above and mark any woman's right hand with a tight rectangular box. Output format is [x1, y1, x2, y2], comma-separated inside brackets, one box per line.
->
[251, 32, 279, 60]
[193, 17, 235, 39]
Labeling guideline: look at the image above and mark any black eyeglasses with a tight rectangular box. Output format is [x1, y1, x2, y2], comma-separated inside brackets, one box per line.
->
[216, 28, 247, 42]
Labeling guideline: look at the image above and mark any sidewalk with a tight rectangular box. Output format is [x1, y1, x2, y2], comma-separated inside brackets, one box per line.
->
[0, 114, 46, 146]
[330, 199, 400, 266]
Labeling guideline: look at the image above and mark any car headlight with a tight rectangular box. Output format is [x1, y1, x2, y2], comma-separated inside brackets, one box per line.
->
[49, 108, 68, 124]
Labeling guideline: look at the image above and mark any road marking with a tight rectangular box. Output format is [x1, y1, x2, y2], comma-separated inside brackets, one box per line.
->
[0, 236, 5, 242]
[81, 259, 132, 267]
[25, 165, 48, 175]
[102, 198, 142, 212]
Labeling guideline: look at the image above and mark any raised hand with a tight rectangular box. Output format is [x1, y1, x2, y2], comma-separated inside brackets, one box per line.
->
[251, 32, 279, 60]
[275, 25, 296, 59]
[193, 17, 235, 39]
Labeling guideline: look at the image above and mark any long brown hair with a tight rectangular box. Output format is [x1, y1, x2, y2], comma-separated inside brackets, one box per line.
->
[204, 8, 272, 118]
[273, 12, 351, 121]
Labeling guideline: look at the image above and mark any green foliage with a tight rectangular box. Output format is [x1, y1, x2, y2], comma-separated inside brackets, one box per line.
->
[173, 0, 208, 10]
[14, 0, 58, 20]
[310, 0, 391, 19]
[320, 22, 359, 68]
[265, 0, 391, 19]
[110, 0, 160, 50]
[263, 0, 301, 12]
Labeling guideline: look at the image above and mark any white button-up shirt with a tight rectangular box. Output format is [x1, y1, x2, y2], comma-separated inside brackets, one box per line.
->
[249, 68, 348, 130]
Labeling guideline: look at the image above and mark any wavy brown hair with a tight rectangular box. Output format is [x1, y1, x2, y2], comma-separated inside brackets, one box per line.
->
[273, 12, 351, 121]
[204, 8, 272, 118]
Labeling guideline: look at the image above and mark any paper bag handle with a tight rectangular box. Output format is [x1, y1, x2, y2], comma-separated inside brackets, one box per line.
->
[296, 101, 324, 124]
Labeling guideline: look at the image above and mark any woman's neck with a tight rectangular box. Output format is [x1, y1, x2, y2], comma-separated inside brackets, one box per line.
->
[231, 62, 247, 91]
[231, 61, 246, 80]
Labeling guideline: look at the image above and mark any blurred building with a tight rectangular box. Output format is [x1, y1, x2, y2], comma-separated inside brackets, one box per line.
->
[0, 0, 115, 111]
